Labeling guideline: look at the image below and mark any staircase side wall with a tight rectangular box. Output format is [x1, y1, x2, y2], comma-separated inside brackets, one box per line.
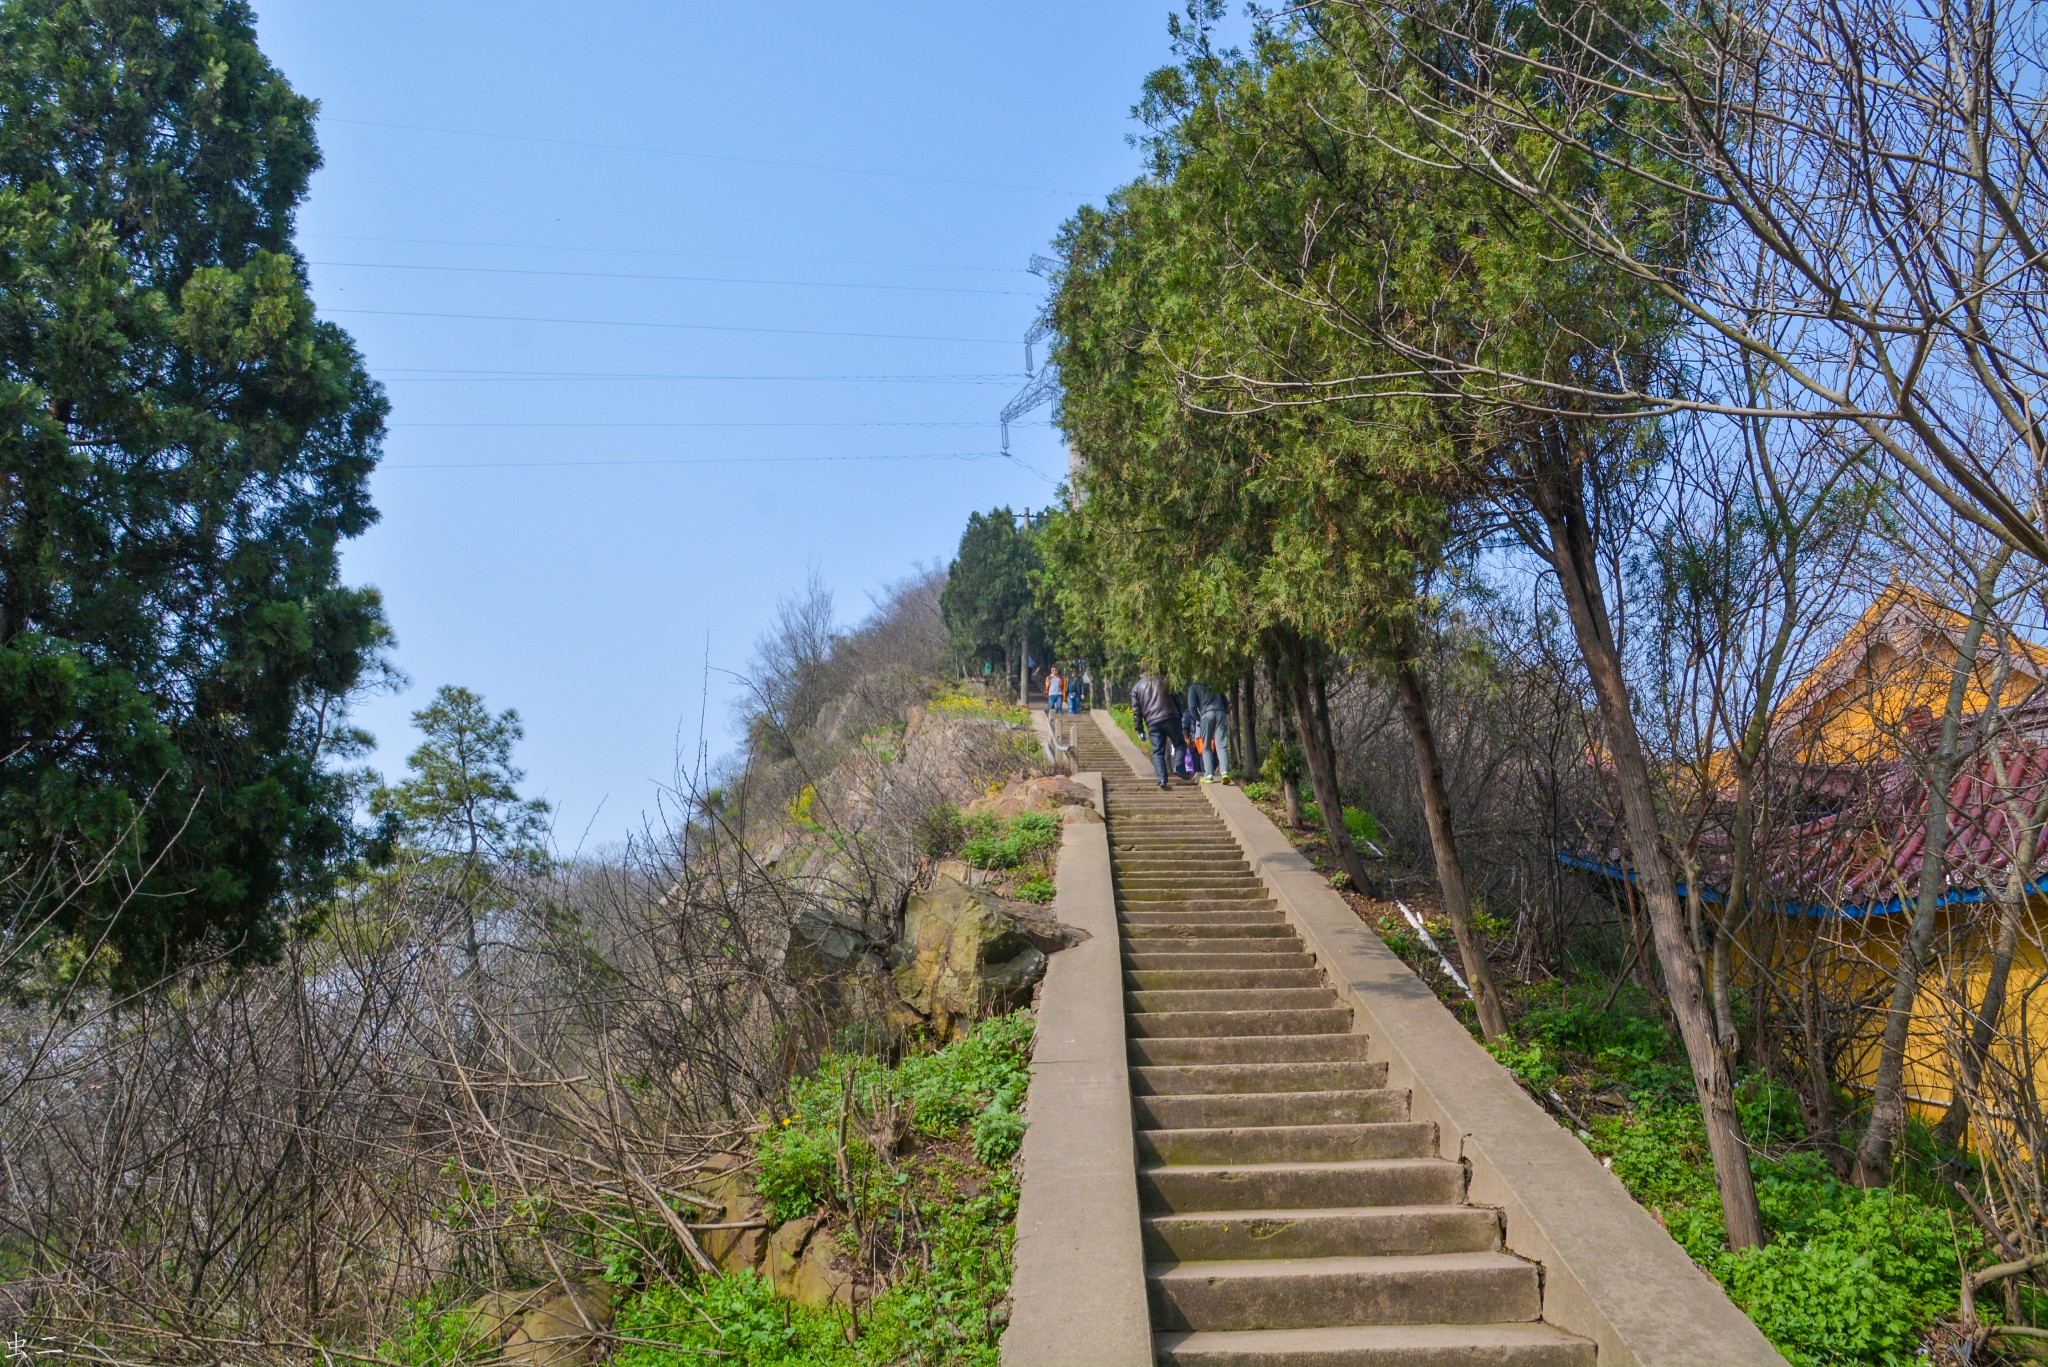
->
[1196, 773, 1786, 1367]
[1001, 756, 1154, 1367]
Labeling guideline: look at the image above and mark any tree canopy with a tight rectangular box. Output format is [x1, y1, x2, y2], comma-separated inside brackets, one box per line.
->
[0, 0, 389, 990]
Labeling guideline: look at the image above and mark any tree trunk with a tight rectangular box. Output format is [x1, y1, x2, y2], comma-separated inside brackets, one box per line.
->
[1018, 628, 1029, 706]
[1525, 461, 1765, 1249]
[1276, 631, 1377, 896]
[1241, 670, 1260, 777]
[1391, 648, 1509, 1042]
[1853, 549, 2006, 1185]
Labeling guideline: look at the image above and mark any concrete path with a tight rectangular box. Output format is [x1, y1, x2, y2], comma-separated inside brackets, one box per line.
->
[1070, 723, 1593, 1367]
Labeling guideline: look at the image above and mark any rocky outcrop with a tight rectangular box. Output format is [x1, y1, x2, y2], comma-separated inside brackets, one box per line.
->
[891, 877, 1077, 1041]
[765, 1211, 856, 1308]
[691, 1154, 768, 1276]
[464, 1280, 618, 1366]
[966, 775, 1099, 822]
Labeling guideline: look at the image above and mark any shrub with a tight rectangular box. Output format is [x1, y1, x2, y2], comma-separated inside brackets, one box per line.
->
[378, 1294, 487, 1366]
[1012, 873, 1055, 903]
[1240, 780, 1274, 801]
[1486, 1036, 1559, 1094]
[1342, 806, 1380, 848]
[613, 1273, 855, 1367]
[916, 802, 964, 857]
[960, 810, 1060, 871]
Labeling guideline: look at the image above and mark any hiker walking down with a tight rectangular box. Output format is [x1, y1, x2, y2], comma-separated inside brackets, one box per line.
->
[1046, 665, 1067, 715]
[1186, 679, 1231, 783]
[1129, 665, 1181, 790]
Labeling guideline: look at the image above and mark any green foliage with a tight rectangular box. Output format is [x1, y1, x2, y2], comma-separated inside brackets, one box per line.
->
[1011, 874, 1056, 904]
[378, 1293, 487, 1366]
[941, 510, 1041, 668]
[960, 811, 1060, 871]
[754, 1012, 1033, 1223]
[1341, 807, 1379, 847]
[614, 1273, 855, 1367]
[0, 0, 390, 990]
[1240, 780, 1274, 801]
[624, 1017, 1033, 1366]
[1261, 742, 1305, 786]
[1111, 703, 1143, 743]
[1736, 1075, 1807, 1146]
[371, 685, 551, 870]
[1485, 1037, 1559, 1094]
[917, 802, 966, 857]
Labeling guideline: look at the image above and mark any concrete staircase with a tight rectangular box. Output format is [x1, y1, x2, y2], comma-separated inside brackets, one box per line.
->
[1069, 724, 1593, 1367]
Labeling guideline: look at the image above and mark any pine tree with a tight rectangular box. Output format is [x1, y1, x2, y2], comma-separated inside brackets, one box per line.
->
[0, 0, 389, 989]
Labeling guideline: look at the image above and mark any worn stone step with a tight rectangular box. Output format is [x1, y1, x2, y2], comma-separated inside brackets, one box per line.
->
[1122, 923, 1296, 941]
[1122, 918, 1290, 937]
[1125, 968, 1324, 991]
[1133, 1087, 1404, 1130]
[1142, 1204, 1500, 1262]
[1117, 875, 1268, 890]
[1139, 1157, 1463, 1212]
[1147, 1252, 1541, 1332]
[1153, 1323, 1595, 1367]
[1129, 1007, 1352, 1039]
[1138, 1121, 1435, 1166]
[1128, 1035, 1373, 1067]
[1122, 902, 1285, 918]
[1132, 1060, 1389, 1095]
[1120, 910, 1285, 925]
[1124, 949, 1315, 972]
[1125, 988, 1338, 1015]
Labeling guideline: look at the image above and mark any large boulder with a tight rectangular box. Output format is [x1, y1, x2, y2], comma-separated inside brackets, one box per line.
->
[690, 1154, 767, 1275]
[783, 904, 878, 983]
[461, 1287, 550, 1353]
[964, 776, 1096, 822]
[501, 1280, 617, 1366]
[765, 1213, 823, 1299]
[892, 877, 1051, 1040]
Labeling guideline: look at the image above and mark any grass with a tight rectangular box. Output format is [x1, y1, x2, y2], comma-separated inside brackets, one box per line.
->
[1490, 981, 1988, 1366]
[931, 687, 1029, 728]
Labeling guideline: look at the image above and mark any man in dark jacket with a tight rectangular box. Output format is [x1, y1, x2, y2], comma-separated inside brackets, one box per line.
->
[1129, 667, 1180, 789]
[1185, 680, 1231, 782]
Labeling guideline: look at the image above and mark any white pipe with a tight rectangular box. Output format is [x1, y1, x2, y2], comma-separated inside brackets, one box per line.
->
[1396, 899, 1470, 998]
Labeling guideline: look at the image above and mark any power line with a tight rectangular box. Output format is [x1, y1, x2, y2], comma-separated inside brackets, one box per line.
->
[374, 368, 1022, 383]
[381, 449, 1056, 479]
[300, 232, 1033, 275]
[325, 116, 1086, 197]
[388, 419, 1053, 429]
[309, 259, 1036, 297]
[325, 307, 1015, 345]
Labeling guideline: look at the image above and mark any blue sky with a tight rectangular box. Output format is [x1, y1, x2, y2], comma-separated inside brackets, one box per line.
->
[256, 2, 1233, 848]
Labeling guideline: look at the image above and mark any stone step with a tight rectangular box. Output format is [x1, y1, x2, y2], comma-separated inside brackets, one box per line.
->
[1125, 988, 1339, 1015]
[1138, 1121, 1436, 1166]
[1133, 1087, 1406, 1130]
[1120, 908, 1286, 925]
[1125, 968, 1325, 991]
[1127, 1035, 1373, 1067]
[1146, 1252, 1541, 1332]
[1131, 1060, 1389, 1096]
[1122, 877, 1261, 889]
[1122, 923, 1296, 941]
[1138, 1157, 1463, 1212]
[1123, 950, 1316, 972]
[1153, 1323, 1595, 1367]
[1121, 901, 1284, 917]
[1142, 1204, 1501, 1262]
[1128, 1007, 1352, 1039]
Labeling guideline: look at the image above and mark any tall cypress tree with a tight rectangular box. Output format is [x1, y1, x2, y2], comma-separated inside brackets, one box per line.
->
[0, 0, 389, 989]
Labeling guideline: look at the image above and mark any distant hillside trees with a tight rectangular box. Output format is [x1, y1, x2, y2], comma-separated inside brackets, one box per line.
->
[941, 509, 1040, 695]
[0, 0, 388, 989]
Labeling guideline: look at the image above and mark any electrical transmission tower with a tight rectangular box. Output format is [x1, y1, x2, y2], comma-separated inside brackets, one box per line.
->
[1000, 255, 1061, 454]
